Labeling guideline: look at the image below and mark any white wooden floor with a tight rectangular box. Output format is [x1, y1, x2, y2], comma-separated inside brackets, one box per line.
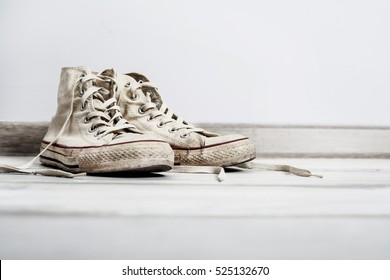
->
[0, 156, 390, 259]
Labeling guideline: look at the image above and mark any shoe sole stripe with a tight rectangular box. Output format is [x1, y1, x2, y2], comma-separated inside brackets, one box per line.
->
[40, 155, 80, 169]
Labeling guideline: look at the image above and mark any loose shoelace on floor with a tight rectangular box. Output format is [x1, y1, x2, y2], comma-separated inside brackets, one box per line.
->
[170, 162, 323, 182]
[170, 166, 227, 182]
[0, 73, 136, 177]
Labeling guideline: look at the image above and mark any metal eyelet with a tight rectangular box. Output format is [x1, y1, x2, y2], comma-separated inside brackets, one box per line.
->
[81, 102, 86, 111]
[180, 133, 189, 138]
[84, 117, 90, 123]
[88, 126, 95, 133]
[80, 73, 86, 78]
[157, 122, 165, 128]
[79, 88, 85, 96]
[138, 79, 143, 84]
[130, 93, 139, 101]
[147, 115, 153, 122]
[124, 82, 131, 88]
[168, 128, 176, 133]
[138, 106, 146, 114]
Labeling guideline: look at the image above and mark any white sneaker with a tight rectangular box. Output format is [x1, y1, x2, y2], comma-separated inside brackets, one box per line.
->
[40, 67, 175, 173]
[111, 71, 256, 167]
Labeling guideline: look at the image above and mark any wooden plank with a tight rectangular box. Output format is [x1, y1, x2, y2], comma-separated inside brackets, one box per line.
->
[1, 157, 390, 217]
[1, 177, 390, 217]
[0, 157, 389, 259]
[0, 122, 48, 156]
[1, 122, 390, 157]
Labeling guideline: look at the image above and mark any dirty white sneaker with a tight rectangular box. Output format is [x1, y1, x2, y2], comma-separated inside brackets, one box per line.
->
[111, 72, 256, 167]
[39, 67, 174, 174]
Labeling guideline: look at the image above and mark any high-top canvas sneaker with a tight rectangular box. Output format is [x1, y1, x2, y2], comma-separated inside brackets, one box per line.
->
[111, 72, 256, 167]
[38, 67, 174, 174]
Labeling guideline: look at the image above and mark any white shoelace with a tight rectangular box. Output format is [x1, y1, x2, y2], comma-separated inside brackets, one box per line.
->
[170, 166, 226, 182]
[237, 161, 323, 178]
[170, 162, 322, 182]
[132, 81, 204, 137]
[0, 73, 136, 177]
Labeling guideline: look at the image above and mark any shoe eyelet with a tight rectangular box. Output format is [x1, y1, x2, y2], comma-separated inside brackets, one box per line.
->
[88, 126, 95, 133]
[84, 117, 90, 123]
[80, 73, 86, 78]
[124, 82, 131, 88]
[147, 115, 153, 122]
[81, 102, 86, 111]
[168, 128, 177, 133]
[138, 79, 143, 84]
[80, 88, 85, 96]
[180, 133, 189, 138]
[130, 93, 139, 101]
[138, 106, 146, 114]
[157, 122, 165, 128]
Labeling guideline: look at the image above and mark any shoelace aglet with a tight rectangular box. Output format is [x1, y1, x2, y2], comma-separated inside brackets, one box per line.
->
[311, 173, 323, 179]
[237, 162, 323, 178]
[217, 167, 226, 182]
[288, 166, 323, 178]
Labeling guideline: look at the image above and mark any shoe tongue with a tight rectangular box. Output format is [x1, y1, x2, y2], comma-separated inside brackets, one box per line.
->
[126, 72, 163, 109]
[86, 69, 116, 113]
[92, 68, 118, 95]
[100, 68, 117, 78]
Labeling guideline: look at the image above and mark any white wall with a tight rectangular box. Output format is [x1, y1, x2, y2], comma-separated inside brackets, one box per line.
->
[1, 0, 389, 125]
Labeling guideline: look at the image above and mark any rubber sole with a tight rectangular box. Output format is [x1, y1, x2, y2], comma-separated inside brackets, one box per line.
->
[39, 141, 174, 173]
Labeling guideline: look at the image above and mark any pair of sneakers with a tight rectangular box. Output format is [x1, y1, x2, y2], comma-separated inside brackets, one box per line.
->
[0, 66, 320, 180]
[40, 66, 256, 179]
